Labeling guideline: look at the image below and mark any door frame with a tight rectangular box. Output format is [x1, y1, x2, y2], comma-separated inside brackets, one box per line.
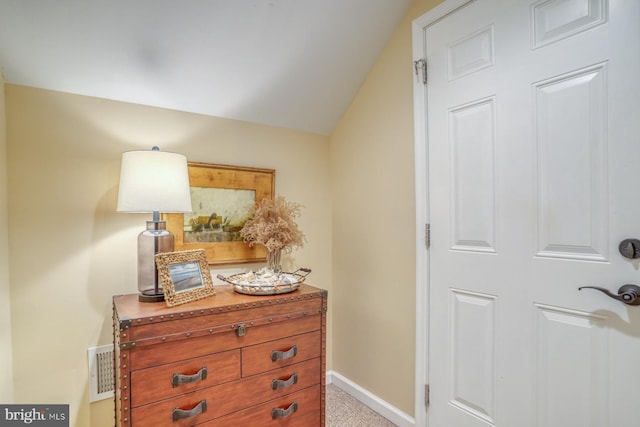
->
[411, 1, 473, 426]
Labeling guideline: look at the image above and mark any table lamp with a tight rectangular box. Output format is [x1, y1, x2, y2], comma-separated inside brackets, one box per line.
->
[117, 146, 192, 302]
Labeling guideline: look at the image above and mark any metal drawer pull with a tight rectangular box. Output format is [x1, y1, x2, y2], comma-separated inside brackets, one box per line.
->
[171, 366, 208, 388]
[172, 400, 207, 422]
[271, 345, 298, 362]
[272, 372, 298, 390]
[271, 401, 298, 420]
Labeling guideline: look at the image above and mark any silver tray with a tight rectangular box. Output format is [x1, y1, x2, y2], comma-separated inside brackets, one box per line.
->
[217, 268, 311, 295]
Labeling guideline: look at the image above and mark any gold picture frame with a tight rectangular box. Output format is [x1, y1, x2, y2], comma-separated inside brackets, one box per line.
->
[163, 162, 275, 265]
[156, 249, 215, 307]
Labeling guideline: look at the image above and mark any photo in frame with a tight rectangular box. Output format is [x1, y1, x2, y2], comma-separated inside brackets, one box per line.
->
[156, 249, 215, 307]
[163, 162, 275, 265]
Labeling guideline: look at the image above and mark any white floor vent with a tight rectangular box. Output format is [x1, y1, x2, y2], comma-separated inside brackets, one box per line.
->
[88, 344, 115, 403]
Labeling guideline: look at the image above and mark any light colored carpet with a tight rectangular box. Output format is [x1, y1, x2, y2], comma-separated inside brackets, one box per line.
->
[326, 384, 397, 427]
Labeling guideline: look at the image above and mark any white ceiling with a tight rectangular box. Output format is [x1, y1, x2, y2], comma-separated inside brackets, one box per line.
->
[0, 0, 412, 135]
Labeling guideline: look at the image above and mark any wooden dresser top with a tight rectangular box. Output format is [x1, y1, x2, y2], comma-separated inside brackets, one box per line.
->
[113, 283, 326, 321]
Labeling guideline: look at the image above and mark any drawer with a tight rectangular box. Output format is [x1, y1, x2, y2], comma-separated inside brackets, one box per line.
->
[128, 314, 321, 370]
[131, 358, 321, 426]
[237, 357, 320, 409]
[129, 298, 322, 341]
[201, 385, 321, 427]
[130, 350, 241, 407]
[242, 331, 321, 377]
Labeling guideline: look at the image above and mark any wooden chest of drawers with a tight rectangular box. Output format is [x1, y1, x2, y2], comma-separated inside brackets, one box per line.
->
[113, 284, 327, 426]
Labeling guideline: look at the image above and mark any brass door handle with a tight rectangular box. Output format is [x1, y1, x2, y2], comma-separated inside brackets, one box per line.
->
[578, 285, 640, 306]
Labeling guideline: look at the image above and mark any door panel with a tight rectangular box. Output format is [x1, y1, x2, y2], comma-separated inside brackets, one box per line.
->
[450, 97, 497, 253]
[423, 0, 640, 426]
[449, 289, 497, 424]
[533, 63, 608, 261]
[534, 304, 608, 426]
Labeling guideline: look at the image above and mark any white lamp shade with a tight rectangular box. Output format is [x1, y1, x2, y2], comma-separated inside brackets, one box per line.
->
[117, 148, 192, 213]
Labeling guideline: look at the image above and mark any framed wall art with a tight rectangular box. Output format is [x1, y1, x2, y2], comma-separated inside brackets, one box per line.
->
[163, 162, 275, 265]
[156, 249, 215, 306]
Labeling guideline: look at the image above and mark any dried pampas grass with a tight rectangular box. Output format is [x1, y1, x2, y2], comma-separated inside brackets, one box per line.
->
[240, 196, 306, 253]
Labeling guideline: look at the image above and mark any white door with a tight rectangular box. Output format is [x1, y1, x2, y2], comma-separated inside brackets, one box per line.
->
[419, 0, 640, 426]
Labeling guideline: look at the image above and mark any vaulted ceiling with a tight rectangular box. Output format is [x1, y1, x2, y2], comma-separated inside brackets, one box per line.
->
[0, 0, 412, 135]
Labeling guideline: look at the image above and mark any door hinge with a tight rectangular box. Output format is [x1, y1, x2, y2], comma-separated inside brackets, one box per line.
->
[414, 58, 427, 84]
[425, 223, 431, 248]
[425, 384, 430, 408]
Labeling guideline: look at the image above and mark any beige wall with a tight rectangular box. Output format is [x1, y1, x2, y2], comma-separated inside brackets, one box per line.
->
[330, 0, 442, 416]
[5, 85, 331, 426]
[0, 71, 14, 402]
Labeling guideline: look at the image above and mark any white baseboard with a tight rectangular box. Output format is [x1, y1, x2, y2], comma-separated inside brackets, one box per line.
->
[326, 371, 416, 427]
